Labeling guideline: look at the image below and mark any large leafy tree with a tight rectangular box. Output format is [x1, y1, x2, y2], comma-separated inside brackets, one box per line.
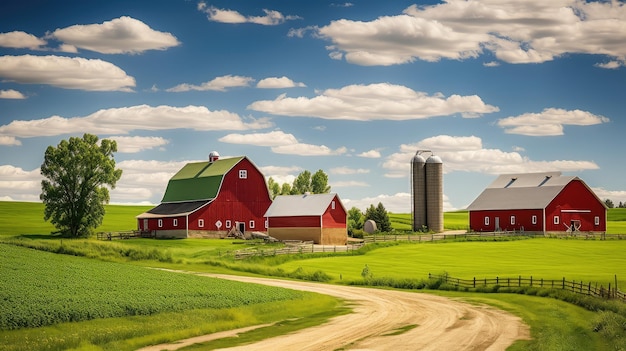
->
[311, 169, 331, 194]
[40, 134, 122, 237]
[347, 206, 364, 233]
[267, 177, 281, 199]
[291, 170, 312, 194]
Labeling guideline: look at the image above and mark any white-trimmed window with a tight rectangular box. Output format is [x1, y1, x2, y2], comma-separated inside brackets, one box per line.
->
[554, 216, 559, 225]
[595, 216, 600, 226]
[265, 220, 268, 229]
[226, 220, 232, 228]
[239, 169, 247, 179]
[249, 220, 255, 229]
[198, 219, 204, 228]
[532, 215, 537, 225]
[484, 217, 489, 226]
[158, 219, 163, 228]
[510, 215, 516, 225]
[143, 219, 148, 230]
[173, 219, 178, 227]
[331, 201, 336, 210]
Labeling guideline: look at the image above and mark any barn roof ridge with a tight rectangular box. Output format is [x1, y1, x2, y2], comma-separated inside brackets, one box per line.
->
[264, 193, 344, 217]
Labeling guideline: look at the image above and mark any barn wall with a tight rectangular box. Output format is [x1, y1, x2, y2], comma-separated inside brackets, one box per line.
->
[322, 196, 347, 229]
[154, 229, 187, 239]
[321, 227, 347, 245]
[470, 209, 543, 232]
[187, 158, 272, 233]
[268, 216, 321, 227]
[268, 227, 322, 243]
[138, 216, 186, 232]
[545, 180, 606, 232]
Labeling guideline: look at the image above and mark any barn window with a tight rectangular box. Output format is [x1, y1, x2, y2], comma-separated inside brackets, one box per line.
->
[331, 201, 336, 210]
[173, 219, 178, 227]
[484, 217, 489, 226]
[158, 219, 163, 228]
[265, 219, 268, 229]
[595, 216, 600, 226]
[249, 220, 255, 229]
[532, 215, 537, 225]
[239, 169, 247, 179]
[198, 219, 204, 228]
[226, 220, 232, 228]
[553, 216, 559, 225]
[143, 219, 148, 230]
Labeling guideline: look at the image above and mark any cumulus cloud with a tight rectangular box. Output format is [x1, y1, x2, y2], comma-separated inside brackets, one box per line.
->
[105, 136, 169, 153]
[0, 165, 42, 202]
[167, 75, 254, 92]
[358, 149, 382, 158]
[219, 130, 347, 156]
[0, 55, 135, 91]
[343, 192, 456, 213]
[257, 76, 306, 89]
[592, 187, 626, 205]
[0, 136, 21, 146]
[312, 1, 626, 66]
[0, 89, 26, 99]
[198, 3, 300, 25]
[248, 83, 498, 120]
[0, 104, 271, 142]
[330, 167, 370, 175]
[49, 16, 180, 54]
[497, 108, 610, 136]
[383, 135, 599, 178]
[0, 31, 46, 49]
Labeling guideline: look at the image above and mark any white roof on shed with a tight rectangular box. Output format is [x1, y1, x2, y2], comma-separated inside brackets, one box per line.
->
[466, 172, 578, 211]
[264, 193, 341, 217]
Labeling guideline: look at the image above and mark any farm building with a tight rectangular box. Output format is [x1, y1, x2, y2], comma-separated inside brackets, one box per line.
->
[467, 172, 606, 234]
[264, 193, 348, 245]
[136, 152, 272, 238]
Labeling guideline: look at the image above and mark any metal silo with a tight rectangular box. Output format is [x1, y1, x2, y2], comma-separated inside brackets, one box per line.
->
[425, 155, 443, 232]
[411, 153, 426, 231]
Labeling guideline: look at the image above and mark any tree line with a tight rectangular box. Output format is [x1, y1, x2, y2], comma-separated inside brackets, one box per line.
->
[604, 199, 626, 209]
[267, 169, 330, 198]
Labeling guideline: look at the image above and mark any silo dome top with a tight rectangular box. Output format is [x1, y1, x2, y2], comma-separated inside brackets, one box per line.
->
[426, 155, 443, 163]
[209, 151, 220, 162]
[412, 154, 426, 163]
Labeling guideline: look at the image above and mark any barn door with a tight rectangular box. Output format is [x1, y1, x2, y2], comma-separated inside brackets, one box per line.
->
[494, 217, 500, 232]
[238, 222, 245, 234]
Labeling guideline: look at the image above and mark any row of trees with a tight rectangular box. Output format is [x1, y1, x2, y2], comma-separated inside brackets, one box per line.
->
[267, 170, 330, 198]
[604, 199, 626, 209]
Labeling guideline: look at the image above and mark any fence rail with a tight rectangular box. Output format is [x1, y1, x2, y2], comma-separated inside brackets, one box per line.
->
[234, 242, 364, 259]
[96, 230, 154, 240]
[361, 231, 626, 243]
[429, 273, 626, 302]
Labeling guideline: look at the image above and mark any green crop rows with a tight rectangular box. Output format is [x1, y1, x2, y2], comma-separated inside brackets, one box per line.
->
[0, 244, 306, 330]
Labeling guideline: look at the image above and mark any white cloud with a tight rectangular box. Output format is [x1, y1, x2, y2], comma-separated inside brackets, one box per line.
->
[0, 136, 21, 146]
[167, 75, 254, 92]
[330, 167, 369, 175]
[260, 165, 302, 186]
[219, 130, 298, 147]
[592, 187, 626, 205]
[0, 89, 26, 99]
[105, 136, 169, 153]
[0, 104, 271, 141]
[0, 55, 135, 92]
[271, 143, 347, 156]
[497, 108, 610, 136]
[0, 31, 46, 49]
[343, 192, 456, 213]
[198, 4, 300, 25]
[257, 76, 306, 89]
[248, 83, 498, 120]
[312, 1, 626, 66]
[358, 149, 381, 158]
[49, 16, 180, 54]
[0, 165, 42, 202]
[595, 61, 623, 69]
[332, 180, 369, 188]
[383, 135, 599, 178]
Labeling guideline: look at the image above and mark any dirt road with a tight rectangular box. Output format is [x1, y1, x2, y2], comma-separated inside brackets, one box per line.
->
[141, 273, 530, 351]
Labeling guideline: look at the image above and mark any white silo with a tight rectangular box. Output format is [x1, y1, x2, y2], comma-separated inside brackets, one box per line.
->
[425, 154, 443, 232]
[411, 153, 427, 231]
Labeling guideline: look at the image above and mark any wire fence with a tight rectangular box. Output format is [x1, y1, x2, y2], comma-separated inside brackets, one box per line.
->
[429, 273, 626, 302]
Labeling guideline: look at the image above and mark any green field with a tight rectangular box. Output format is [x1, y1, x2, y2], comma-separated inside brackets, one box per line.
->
[2, 201, 626, 350]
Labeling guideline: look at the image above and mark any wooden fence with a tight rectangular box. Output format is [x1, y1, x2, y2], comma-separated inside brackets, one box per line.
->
[429, 273, 626, 302]
[361, 231, 626, 243]
[96, 230, 154, 240]
[234, 242, 364, 259]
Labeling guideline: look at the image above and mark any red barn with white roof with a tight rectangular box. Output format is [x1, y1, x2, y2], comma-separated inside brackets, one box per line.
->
[467, 172, 606, 234]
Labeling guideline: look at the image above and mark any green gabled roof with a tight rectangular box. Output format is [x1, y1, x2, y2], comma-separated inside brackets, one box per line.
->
[161, 157, 244, 203]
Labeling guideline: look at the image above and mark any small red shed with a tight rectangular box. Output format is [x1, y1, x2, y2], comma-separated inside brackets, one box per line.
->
[136, 153, 272, 238]
[467, 172, 607, 234]
[264, 193, 347, 245]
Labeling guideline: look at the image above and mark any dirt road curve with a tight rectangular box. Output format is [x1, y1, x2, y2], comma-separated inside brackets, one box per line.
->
[141, 273, 530, 351]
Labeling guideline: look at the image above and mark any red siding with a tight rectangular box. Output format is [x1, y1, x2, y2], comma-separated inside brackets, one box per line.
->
[470, 209, 543, 232]
[269, 216, 320, 228]
[322, 195, 347, 229]
[545, 180, 606, 232]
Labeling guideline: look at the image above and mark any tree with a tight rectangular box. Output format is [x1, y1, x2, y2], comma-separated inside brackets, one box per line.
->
[364, 202, 392, 233]
[280, 182, 292, 196]
[347, 206, 364, 230]
[311, 169, 331, 194]
[267, 177, 281, 199]
[291, 170, 312, 194]
[605, 199, 615, 209]
[40, 134, 122, 237]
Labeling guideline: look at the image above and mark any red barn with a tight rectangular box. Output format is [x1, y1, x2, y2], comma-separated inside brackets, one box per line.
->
[467, 172, 606, 234]
[264, 193, 347, 245]
[136, 153, 272, 238]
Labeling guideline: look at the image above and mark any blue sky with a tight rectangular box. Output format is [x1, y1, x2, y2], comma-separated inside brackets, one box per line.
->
[1, 0, 625, 213]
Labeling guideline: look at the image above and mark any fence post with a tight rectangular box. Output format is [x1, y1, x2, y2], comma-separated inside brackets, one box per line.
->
[507, 277, 510, 287]
[473, 277, 476, 288]
[530, 276, 533, 287]
[519, 276, 521, 287]
[541, 278, 543, 287]
[562, 277, 565, 289]
[496, 276, 499, 285]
